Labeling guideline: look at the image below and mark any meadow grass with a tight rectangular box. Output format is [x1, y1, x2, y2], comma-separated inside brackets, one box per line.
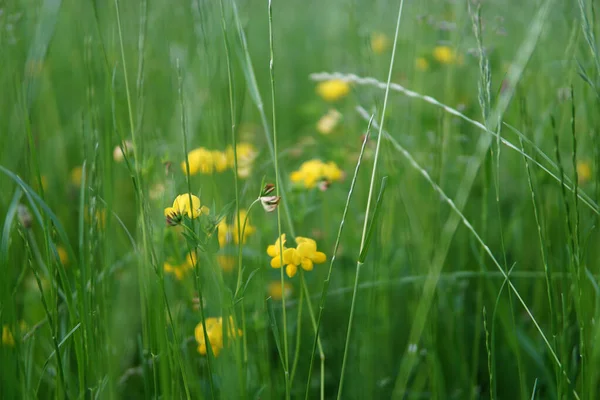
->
[1, 0, 600, 398]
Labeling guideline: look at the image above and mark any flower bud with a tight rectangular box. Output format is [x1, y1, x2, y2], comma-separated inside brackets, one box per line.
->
[260, 195, 281, 213]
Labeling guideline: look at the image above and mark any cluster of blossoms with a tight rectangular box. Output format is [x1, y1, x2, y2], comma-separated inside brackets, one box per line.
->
[163, 194, 209, 225]
[316, 109, 342, 135]
[164, 252, 197, 280]
[290, 159, 344, 189]
[194, 316, 242, 357]
[415, 45, 464, 72]
[182, 143, 257, 178]
[316, 79, 350, 102]
[216, 209, 256, 272]
[267, 234, 326, 278]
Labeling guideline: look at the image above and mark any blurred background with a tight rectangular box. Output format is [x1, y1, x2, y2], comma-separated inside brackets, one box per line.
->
[1, 0, 599, 398]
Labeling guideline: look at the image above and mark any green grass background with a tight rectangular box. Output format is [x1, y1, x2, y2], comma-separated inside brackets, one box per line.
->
[1, 0, 600, 398]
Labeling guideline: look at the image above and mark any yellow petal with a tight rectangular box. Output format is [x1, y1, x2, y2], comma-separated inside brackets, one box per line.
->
[267, 245, 277, 257]
[164, 207, 176, 217]
[271, 257, 282, 268]
[296, 241, 317, 258]
[312, 251, 327, 264]
[301, 258, 313, 271]
[286, 264, 298, 278]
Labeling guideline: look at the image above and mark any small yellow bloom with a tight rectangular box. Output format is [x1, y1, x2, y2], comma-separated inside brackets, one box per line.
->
[164, 194, 209, 225]
[268, 281, 292, 301]
[212, 150, 229, 173]
[2, 325, 15, 347]
[577, 161, 592, 184]
[164, 252, 197, 280]
[226, 143, 258, 179]
[217, 255, 236, 272]
[70, 166, 83, 186]
[267, 235, 326, 278]
[433, 46, 458, 65]
[370, 32, 389, 55]
[218, 209, 256, 247]
[316, 109, 342, 135]
[57, 246, 68, 266]
[316, 80, 351, 102]
[290, 159, 344, 189]
[415, 57, 429, 71]
[182, 147, 215, 175]
[194, 316, 242, 357]
[113, 140, 134, 163]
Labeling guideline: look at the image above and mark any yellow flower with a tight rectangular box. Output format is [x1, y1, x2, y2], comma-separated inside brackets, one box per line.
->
[164, 252, 196, 280]
[226, 143, 258, 179]
[113, 140, 134, 163]
[316, 109, 342, 135]
[164, 194, 209, 225]
[70, 166, 83, 186]
[267, 235, 326, 278]
[212, 150, 229, 173]
[217, 255, 236, 272]
[432, 46, 458, 65]
[370, 32, 389, 55]
[290, 159, 344, 189]
[577, 161, 592, 184]
[217, 209, 256, 247]
[2, 325, 15, 346]
[415, 57, 429, 71]
[194, 316, 242, 357]
[182, 147, 215, 175]
[316, 79, 350, 102]
[57, 246, 68, 266]
[294, 237, 327, 272]
[268, 281, 292, 301]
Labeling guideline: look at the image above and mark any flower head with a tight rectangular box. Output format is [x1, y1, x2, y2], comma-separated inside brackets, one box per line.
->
[290, 159, 344, 189]
[316, 109, 342, 135]
[432, 46, 460, 65]
[316, 79, 350, 102]
[370, 32, 389, 55]
[226, 142, 258, 179]
[577, 161, 592, 185]
[267, 235, 326, 278]
[182, 147, 215, 175]
[218, 209, 256, 247]
[415, 57, 429, 71]
[194, 316, 242, 357]
[217, 255, 236, 272]
[164, 194, 209, 226]
[268, 281, 293, 301]
[164, 252, 197, 280]
[70, 166, 83, 186]
[2, 325, 15, 347]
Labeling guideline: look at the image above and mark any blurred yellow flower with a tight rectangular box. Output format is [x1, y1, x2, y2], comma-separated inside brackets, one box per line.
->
[577, 161, 592, 184]
[2, 325, 15, 346]
[70, 166, 83, 186]
[268, 281, 292, 301]
[370, 32, 389, 55]
[432, 46, 459, 65]
[290, 159, 344, 189]
[218, 209, 256, 247]
[182, 147, 215, 175]
[164, 194, 209, 225]
[226, 143, 258, 179]
[113, 140, 134, 163]
[57, 246, 68, 266]
[415, 57, 429, 71]
[212, 150, 229, 173]
[316, 109, 342, 135]
[316, 79, 350, 102]
[164, 252, 196, 280]
[194, 316, 242, 357]
[217, 255, 236, 273]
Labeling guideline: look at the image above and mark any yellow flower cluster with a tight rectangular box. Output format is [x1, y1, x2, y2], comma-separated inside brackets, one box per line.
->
[432, 45, 462, 65]
[194, 316, 242, 357]
[267, 234, 326, 278]
[182, 143, 257, 178]
[316, 109, 342, 135]
[2, 325, 15, 346]
[164, 194, 209, 225]
[164, 252, 197, 280]
[290, 159, 344, 189]
[218, 210, 256, 247]
[316, 79, 350, 102]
